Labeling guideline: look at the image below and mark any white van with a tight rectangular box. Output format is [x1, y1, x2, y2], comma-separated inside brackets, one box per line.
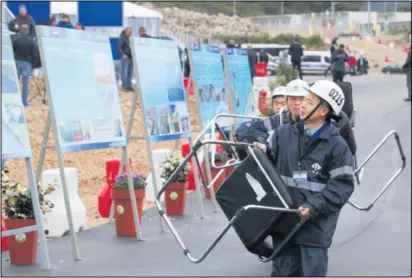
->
[300, 51, 331, 74]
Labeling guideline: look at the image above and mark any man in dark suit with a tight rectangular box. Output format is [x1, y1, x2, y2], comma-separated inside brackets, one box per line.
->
[288, 38, 304, 79]
[247, 43, 258, 80]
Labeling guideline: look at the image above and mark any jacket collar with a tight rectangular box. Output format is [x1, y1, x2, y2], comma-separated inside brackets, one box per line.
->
[292, 120, 339, 140]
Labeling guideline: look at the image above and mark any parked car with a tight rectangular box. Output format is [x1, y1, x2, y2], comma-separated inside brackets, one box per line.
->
[381, 64, 405, 74]
[300, 51, 331, 75]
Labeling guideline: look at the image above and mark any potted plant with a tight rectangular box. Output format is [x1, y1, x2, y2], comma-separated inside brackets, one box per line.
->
[111, 173, 146, 237]
[161, 152, 190, 215]
[2, 168, 54, 265]
[203, 150, 229, 199]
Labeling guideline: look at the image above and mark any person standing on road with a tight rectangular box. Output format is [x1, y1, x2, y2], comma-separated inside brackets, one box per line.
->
[247, 43, 258, 80]
[332, 44, 348, 83]
[402, 46, 411, 102]
[324, 38, 338, 77]
[289, 38, 304, 79]
[253, 80, 355, 277]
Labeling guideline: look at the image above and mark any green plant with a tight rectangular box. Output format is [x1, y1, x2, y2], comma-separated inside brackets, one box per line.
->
[161, 151, 190, 183]
[2, 168, 55, 219]
[113, 173, 147, 190]
[210, 150, 229, 163]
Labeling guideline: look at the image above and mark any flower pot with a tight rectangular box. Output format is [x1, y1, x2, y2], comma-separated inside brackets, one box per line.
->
[165, 182, 188, 215]
[5, 218, 37, 265]
[111, 188, 145, 237]
[203, 162, 226, 199]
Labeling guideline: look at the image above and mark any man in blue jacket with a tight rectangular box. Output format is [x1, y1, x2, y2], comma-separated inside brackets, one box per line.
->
[254, 80, 355, 277]
[55, 14, 74, 29]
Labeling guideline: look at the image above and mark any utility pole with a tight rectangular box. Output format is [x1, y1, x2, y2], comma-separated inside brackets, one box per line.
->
[281, 2, 284, 15]
[233, 1, 236, 16]
[367, 1, 371, 36]
[384, 1, 387, 14]
[394, 1, 397, 13]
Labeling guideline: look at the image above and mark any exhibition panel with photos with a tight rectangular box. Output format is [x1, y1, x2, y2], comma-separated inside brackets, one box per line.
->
[112, 36, 207, 230]
[1, 27, 51, 269]
[34, 25, 143, 261]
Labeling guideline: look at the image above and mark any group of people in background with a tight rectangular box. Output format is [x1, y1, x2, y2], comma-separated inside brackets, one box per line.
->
[7, 4, 87, 106]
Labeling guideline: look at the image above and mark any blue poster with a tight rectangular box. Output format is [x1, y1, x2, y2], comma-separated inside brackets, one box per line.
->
[225, 48, 257, 124]
[189, 44, 231, 130]
[1, 30, 32, 159]
[131, 37, 192, 143]
[36, 26, 127, 153]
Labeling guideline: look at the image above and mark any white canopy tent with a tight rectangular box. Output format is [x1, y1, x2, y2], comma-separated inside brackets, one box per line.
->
[50, 1, 162, 37]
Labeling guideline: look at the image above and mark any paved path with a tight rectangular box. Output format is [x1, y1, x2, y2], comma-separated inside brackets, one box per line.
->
[2, 75, 410, 276]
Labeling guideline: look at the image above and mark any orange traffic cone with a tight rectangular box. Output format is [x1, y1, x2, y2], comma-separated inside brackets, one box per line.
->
[378, 37, 381, 44]
[384, 56, 389, 62]
[359, 35, 363, 40]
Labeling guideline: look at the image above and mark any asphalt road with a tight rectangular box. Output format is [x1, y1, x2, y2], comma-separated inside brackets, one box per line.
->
[1, 74, 410, 276]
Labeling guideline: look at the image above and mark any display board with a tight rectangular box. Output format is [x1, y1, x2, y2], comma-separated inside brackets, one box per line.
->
[188, 44, 231, 130]
[224, 47, 258, 124]
[131, 37, 192, 143]
[1, 30, 32, 159]
[35, 26, 127, 152]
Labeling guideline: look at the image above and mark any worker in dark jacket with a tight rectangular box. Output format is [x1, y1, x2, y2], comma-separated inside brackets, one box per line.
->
[8, 4, 36, 39]
[12, 24, 39, 107]
[332, 44, 348, 83]
[402, 46, 411, 102]
[244, 79, 309, 144]
[288, 38, 304, 79]
[247, 43, 258, 79]
[324, 38, 338, 77]
[254, 80, 355, 277]
[118, 27, 133, 92]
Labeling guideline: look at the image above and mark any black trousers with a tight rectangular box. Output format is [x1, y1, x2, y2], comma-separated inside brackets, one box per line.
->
[333, 71, 344, 83]
[291, 60, 303, 79]
[271, 237, 328, 277]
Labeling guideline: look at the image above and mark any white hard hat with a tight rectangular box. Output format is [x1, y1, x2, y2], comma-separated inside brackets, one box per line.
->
[285, 79, 309, 97]
[272, 86, 287, 98]
[305, 80, 345, 115]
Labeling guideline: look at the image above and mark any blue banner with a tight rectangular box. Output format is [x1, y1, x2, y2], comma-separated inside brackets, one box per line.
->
[1, 31, 32, 159]
[131, 37, 192, 143]
[7, 1, 50, 25]
[36, 26, 127, 153]
[189, 44, 231, 130]
[78, 2, 123, 27]
[225, 48, 257, 124]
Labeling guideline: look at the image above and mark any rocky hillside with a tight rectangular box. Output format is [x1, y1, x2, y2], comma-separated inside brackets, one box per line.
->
[142, 3, 261, 39]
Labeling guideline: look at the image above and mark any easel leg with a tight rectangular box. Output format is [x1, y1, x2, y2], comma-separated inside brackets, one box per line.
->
[36, 110, 52, 178]
[188, 138, 206, 219]
[204, 143, 219, 213]
[122, 147, 143, 241]
[26, 157, 51, 269]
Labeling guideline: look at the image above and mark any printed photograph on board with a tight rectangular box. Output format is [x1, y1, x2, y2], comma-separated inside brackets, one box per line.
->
[58, 122, 75, 143]
[81, 120, 92, 141]
[72, 120, 84, 142]
[175, 102, 191, 132]
[146, 106, 160, 136]
[168, 104, 181, 133]
[112, 118, 123, 137]
[158, 105, 171, 134]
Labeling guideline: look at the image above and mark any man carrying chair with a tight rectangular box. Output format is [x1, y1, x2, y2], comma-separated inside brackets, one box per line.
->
[254, 80, 355, 276]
